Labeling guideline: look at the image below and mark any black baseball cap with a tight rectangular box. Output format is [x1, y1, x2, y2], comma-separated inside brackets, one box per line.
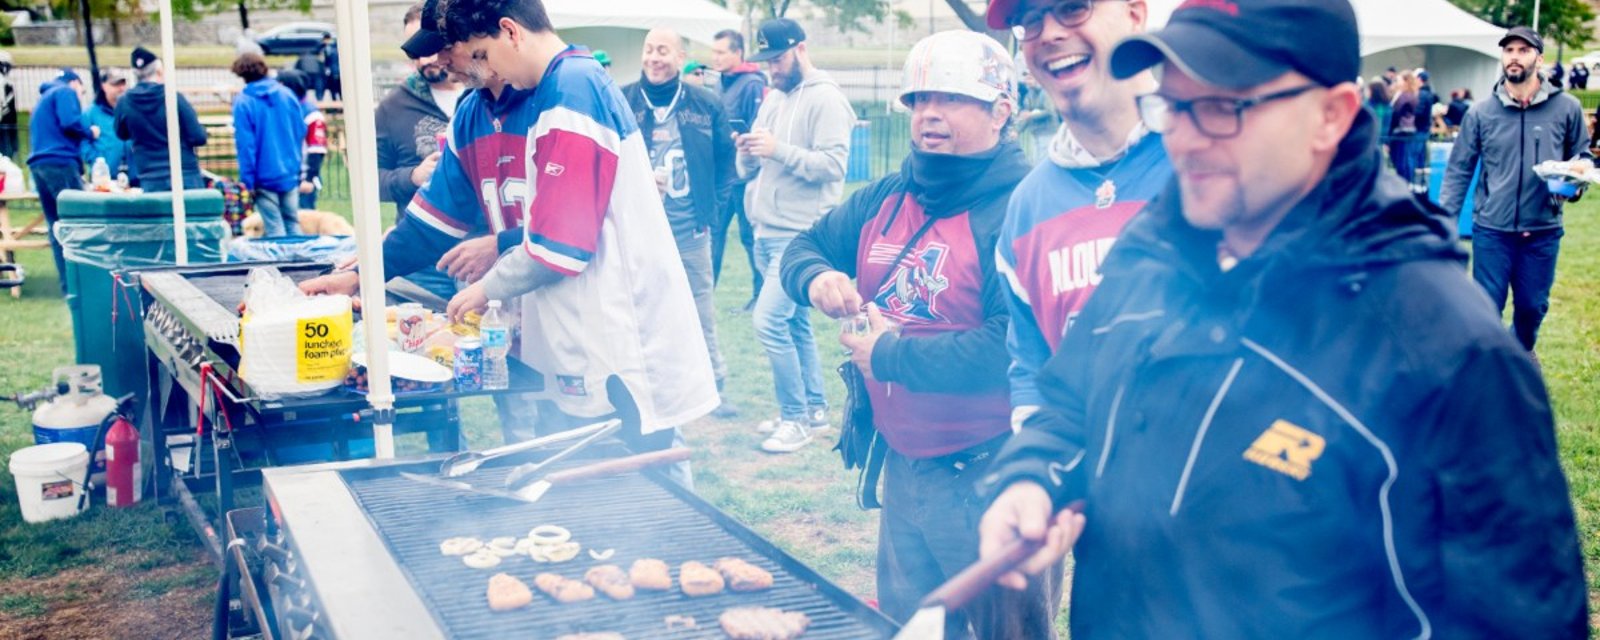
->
[749, 18, 806, 63]
[1111, 0, 1360, 90]
[1499, 26, 1543, 52]
[401, 0, 448, 59]
[131, 46, 158, 72]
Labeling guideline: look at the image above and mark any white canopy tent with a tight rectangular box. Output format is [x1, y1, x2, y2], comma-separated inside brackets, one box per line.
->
[1145, 0, 1505, 97]
[548, 0, 743, 81]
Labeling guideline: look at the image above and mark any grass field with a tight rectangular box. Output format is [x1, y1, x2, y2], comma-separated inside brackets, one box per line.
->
[0, 189, 1595, 636]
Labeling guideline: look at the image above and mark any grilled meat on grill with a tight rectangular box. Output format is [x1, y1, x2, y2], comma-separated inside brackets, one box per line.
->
[534, 572, 597, 603]
[629, 558, 673, 591]
[719, 607, 811, 640]
[584, 564, 635, 600]
[679, 561, 726, 597]
[714, 558, 774, 592]
[486, 573, 533, 611]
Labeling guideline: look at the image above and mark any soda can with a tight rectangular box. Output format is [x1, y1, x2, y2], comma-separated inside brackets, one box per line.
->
[454, 337, 484, 391]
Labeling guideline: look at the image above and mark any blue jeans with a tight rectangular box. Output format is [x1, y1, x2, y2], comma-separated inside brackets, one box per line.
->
[28, 161, 81, 295]
[1473, 225, 1563, 351]
[752, 236, 826, 420]
[253, 188, 302, 237]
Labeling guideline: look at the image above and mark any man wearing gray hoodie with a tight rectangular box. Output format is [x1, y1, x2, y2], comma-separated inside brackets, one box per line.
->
[737, 18, 855, 453]
[1442, 26, 1590, 356]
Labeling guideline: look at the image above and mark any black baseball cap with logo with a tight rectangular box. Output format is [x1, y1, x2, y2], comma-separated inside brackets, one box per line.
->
[402, 0, 449, 59]
[1110, 0, 1360, 90]
[748, 18, 806, 63]
[1498, 26, 1544, 52]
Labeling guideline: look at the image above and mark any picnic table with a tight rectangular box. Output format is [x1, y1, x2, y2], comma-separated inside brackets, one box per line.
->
[0, 192, 46, 298]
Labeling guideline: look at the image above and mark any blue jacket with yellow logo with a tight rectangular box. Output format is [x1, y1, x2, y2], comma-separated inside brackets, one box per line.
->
[981, 108, 1586, 638]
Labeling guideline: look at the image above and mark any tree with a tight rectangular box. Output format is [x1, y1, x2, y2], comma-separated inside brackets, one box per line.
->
[169, 0, 312, 29]
[734, 0, 996, 37]
[1448, 0, 1595, 51]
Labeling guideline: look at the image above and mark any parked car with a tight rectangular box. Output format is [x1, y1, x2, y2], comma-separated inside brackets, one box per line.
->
[255, 22, 335, 56]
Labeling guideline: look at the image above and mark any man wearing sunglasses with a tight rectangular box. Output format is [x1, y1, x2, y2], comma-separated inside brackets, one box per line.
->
[975, 0, 1586, 636]
[985, 0, 1173, 438]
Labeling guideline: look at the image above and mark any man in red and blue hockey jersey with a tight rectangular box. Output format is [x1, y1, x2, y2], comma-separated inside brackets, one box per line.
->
[986, 0, 1173, 429]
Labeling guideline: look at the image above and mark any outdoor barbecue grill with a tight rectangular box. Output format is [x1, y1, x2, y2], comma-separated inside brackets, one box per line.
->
[228, 443, 898, 639]
[132, 261, 544, 560]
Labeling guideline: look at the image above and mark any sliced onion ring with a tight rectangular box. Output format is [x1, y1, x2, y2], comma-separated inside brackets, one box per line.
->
[588, 548, 615, 561]
[528, 525, 572, 545]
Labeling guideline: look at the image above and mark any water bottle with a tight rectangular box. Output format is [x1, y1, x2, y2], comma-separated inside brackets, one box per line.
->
[116, 172, 129, 191]
[91, 158, 110, 190]
[480, 300, 510, 390]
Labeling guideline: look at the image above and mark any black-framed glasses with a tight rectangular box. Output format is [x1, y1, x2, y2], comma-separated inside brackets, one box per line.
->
[1013, 0, 1124, 41]
[1136, 85, 1319, 139]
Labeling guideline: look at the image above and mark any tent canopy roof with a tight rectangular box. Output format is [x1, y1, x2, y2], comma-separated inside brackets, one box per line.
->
[546, 0, 741, 45]
[1145, 0, 1503, 58]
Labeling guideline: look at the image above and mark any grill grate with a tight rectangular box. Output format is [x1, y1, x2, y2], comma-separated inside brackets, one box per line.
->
[339, 459, 896, 639]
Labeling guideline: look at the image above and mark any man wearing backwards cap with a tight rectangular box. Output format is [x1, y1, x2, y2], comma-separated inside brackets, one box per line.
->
[1442, 26, 1590, 359]
[984, 0, 1173, 439]
[976, 0, 1587, 636]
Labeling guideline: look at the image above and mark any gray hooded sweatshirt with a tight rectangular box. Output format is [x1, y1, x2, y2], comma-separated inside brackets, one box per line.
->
[737, 68, 855, 238]
[1442, 76, 1591, 232]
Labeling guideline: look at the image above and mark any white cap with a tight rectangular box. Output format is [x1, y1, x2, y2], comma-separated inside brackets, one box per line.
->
[897, 30, 1017, 110]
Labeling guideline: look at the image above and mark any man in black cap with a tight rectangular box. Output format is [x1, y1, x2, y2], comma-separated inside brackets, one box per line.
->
[115, 46, 208, 191]
[976, 0, 1587, 636]
[1442, 26, 1589, 359]
[377, 0, 465, 208]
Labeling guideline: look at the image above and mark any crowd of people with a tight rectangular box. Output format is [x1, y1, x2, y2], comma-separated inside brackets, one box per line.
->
[6, 0, 1593, 634]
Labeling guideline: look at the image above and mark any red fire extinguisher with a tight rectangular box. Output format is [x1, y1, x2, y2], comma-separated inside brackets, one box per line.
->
[104, 413, 140, 508]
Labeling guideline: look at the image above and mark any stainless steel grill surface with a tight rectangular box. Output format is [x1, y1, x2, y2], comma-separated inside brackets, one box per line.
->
[266, 452, 897, 639]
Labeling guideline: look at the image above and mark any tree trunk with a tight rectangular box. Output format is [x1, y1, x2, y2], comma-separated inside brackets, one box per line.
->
[944, 0, 1008, 40]
[238, 0, 251, 29]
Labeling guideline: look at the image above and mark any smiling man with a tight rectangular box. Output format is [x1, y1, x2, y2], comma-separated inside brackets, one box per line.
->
[985, 0, 1173, 434]
[778, 31, 1050, 638]
[433, 0, 717, 480]
[976, 0, 1586, 636]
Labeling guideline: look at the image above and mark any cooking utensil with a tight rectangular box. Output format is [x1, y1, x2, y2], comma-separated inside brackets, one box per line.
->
[513, 447, 691, 503]
[397, 471, 529, 501]
[437, 419, 618, 478]
[502, 419, 623, 490]
[893, 500, 1085, 640]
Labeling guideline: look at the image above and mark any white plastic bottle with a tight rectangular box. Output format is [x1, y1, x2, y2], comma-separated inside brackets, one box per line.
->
[91, 158, 110, 190]
[480, 300, 510, 390]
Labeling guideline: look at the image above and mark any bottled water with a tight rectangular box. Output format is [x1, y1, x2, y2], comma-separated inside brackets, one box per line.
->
[91, 158, 110, 190]
[480, 300, 510, 390]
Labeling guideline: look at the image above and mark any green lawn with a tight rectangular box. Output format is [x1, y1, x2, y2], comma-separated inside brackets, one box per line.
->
[0, 190, 1595, 635]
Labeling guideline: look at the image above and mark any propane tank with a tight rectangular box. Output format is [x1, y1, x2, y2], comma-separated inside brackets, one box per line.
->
[103, 414, 141, 507]
[32, 366, 117, 482]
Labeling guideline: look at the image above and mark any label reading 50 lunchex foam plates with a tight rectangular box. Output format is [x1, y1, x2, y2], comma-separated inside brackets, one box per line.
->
[296, 313, 353, 383]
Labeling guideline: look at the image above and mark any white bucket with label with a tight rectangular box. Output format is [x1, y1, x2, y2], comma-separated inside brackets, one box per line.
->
[9, 442, 90, 523]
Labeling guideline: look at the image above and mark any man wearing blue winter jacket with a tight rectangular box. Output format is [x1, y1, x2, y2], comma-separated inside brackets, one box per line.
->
[28, 69, 96, 294]
[230, 53, 306, 237]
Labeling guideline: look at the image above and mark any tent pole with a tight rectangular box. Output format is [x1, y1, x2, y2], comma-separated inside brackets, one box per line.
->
[158, 0, 187, 264]
[332, 0, 396, 458]
[1533, 0, 1541, 32]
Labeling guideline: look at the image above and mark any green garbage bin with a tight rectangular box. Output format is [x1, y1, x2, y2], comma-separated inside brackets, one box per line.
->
[54, 190, 232, 399]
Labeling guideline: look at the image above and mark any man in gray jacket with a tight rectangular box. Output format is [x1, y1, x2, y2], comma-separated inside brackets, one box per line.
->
[737, 18, 855, 453]
[1442, 26, 1590, 357]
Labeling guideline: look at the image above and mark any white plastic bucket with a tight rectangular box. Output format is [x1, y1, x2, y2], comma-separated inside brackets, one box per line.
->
[9, 443, 90, 523]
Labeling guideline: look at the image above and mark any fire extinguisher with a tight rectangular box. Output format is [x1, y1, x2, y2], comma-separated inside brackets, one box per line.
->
[104, 412, 140, 508]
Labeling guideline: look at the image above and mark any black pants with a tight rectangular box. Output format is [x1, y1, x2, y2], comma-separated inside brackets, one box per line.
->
[878, 439, 1062, 639]
[28, 161, 82, 296]
[1472, 225, 1563, 351]
[711, 182, 761, 297]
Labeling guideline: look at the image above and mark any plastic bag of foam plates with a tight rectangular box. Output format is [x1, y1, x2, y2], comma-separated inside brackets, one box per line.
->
[238, 267, 353, 398]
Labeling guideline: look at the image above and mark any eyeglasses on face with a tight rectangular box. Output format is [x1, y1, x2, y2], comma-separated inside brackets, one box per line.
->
[1136, 84, 1319, 139]
[1013, 0, 1125, 41]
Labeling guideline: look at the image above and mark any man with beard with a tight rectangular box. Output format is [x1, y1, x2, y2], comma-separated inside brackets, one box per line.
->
[1442, 26, 1589, 359]
[985, 0, 1172, 433]
[377, 1, 467, 207]
[622, 28, 740, 418]
[780, 31, 1055, 638]
[738, 18, 855, 453]
[977, 1, 1585, 635]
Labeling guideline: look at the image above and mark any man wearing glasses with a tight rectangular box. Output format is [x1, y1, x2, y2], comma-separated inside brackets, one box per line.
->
[975, 0, 1586, 636]
[985, 0, 1173, 438]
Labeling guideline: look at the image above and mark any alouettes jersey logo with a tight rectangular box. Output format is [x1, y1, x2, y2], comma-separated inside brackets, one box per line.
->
[874, 243, 950, 324]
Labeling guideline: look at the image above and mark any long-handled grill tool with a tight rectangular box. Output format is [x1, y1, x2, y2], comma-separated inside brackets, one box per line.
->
[501, 419, 623, 490]
[893, 500, 1085, 639]
[400, 448, 690, 503]
[437, 419, 619, 478]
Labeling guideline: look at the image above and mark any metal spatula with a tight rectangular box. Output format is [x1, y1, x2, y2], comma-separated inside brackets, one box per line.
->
[437, 419, 619, 477]
[894, 500, 1084, 640]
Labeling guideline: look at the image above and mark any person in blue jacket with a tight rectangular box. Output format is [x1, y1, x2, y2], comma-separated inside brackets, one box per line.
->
[80, 70, 130, 181]
[229, 53, 306, 237]
[27, 68, 95, 294]
[977, 0, 1586, 637]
